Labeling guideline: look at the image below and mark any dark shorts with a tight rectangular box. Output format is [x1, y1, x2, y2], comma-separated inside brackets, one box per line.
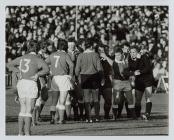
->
[135, 75, 154, 92]
[99, 76, 112, 90]
[81, 73, 100, 89]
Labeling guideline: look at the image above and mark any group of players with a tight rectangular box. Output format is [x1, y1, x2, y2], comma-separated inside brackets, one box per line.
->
[7, 37, 154, 136]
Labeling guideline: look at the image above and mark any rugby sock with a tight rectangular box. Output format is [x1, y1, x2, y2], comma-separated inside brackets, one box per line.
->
[72, 104, 79, 121]
[50, 106, 56, 123]
[129, 108, 137, 119]
[18, 116, 24, 135]
[58, 105, 66, 123]
[65, 105, 71, 120]
[50, 111, 56, 120]
[125, 102, 131, 118]
[94, 102, 100, 119]
[117, 103, 123, 118]
[85, 102, 91, 120]
[24, 116, 32, 136]
[79, 103, 84, 119]
[58, 109, 65, 123]
[145, 102, 152, 116]
[112, 106, 118, 120]
[104, 103, 111, 119]
[38, 103, 44, 118]
[135, 104, 141, 118]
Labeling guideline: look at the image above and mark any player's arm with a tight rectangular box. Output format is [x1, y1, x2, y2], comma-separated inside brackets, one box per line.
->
[75, 54, 82, 77]
[6, 57, 21, 73]
[139, 55, 151, 75]
[66, 54, 74, 77]
[45, 55, 51, 65]
[100, 52, 113, 66]
[96, 53, 105, 85]
[37, 58, 49, 77]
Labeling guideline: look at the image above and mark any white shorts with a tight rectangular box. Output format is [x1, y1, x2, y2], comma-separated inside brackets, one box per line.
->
[51, 75, 74, 91]
[17, 79, 38, 99]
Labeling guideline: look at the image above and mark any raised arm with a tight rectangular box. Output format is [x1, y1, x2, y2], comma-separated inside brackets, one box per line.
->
[100, 52, 114, 66]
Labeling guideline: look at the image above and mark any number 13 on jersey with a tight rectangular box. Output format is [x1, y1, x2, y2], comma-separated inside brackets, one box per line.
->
[19, 59, 31, 73]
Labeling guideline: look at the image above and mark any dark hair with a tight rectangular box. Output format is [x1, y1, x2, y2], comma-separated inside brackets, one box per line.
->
[115, 47, 123, 54]
[85, 38, 93, 50]
[57, 39, 68, 52]
[27, 40, 37, 53]
[130, 46, 139, 52]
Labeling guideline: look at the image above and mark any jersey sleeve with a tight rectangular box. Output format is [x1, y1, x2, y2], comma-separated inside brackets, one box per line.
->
[6, 57, 21, 73]
[95, 53, 104, 79]
[45, 55, 51, 65]
[37, 58, 49, 76]
[75, 54, 82, 76]
[139, 55, 152, 75]
[66, 54, 74, 77]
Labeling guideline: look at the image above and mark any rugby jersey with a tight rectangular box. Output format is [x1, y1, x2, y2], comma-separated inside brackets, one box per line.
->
[45, 50, 74, 76]
[75, 49, 103, 76]
[6, 52, 49, 81]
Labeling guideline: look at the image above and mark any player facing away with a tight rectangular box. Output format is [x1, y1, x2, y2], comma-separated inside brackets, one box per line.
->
[129, 47, 154, 120]
[101, 48, 136, 121]
[45, 39, 74, 124]
[6, 40, 49, 135]
[75, 39, 104, 123]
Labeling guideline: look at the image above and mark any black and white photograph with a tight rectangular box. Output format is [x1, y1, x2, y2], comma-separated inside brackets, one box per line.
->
[1, 0, 173, 137]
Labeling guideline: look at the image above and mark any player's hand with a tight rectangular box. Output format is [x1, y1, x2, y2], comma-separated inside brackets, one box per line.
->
[101, 78, 105, 86]
[14, 96, 19, 104]
[100, 52, 107, 59]
[129, 76, 135, 81]
[134, 70, 140, 76]
[30, 73, 39, 81]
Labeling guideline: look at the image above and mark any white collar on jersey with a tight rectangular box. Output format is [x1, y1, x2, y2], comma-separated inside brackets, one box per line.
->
[84, 49, 94, 53]
[30, 52, 37, 55]
[57, 50, 66, 53]
[114, 58, 125, 64]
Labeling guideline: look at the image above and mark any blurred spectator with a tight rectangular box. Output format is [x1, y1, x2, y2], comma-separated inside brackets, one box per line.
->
[5, 6, 168, 75]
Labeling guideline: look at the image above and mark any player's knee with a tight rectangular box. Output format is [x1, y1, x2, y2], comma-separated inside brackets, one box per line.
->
[56, 104, 65, 110]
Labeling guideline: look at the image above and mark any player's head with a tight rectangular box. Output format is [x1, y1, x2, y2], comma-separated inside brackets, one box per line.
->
[130, 46, 138, 60]
[27, 40, 37, 53]
[57, 39, 68, 52]
[85, 38, 93, 50]
[114, 48, 123, 61]
[68, 37, 76, 52]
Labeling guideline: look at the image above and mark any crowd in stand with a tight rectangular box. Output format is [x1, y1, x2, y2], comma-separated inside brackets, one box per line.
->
[6, 6, 169, 79]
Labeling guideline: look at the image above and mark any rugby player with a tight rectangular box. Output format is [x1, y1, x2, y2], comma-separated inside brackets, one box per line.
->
[75, 39, 104, 123]
[101, 48, 136, 121]
[98, 45, 112, 120]
[45, 39, 74, 124]
[6, 40, 49, 135]
[129, 47, 154, 120]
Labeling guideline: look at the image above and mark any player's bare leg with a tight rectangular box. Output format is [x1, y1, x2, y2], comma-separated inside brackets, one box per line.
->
[24, 98, 36, 136]
[18, 98, 26, 136]
[50, 91, 59, 124]
[57, 91, 68, 124]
